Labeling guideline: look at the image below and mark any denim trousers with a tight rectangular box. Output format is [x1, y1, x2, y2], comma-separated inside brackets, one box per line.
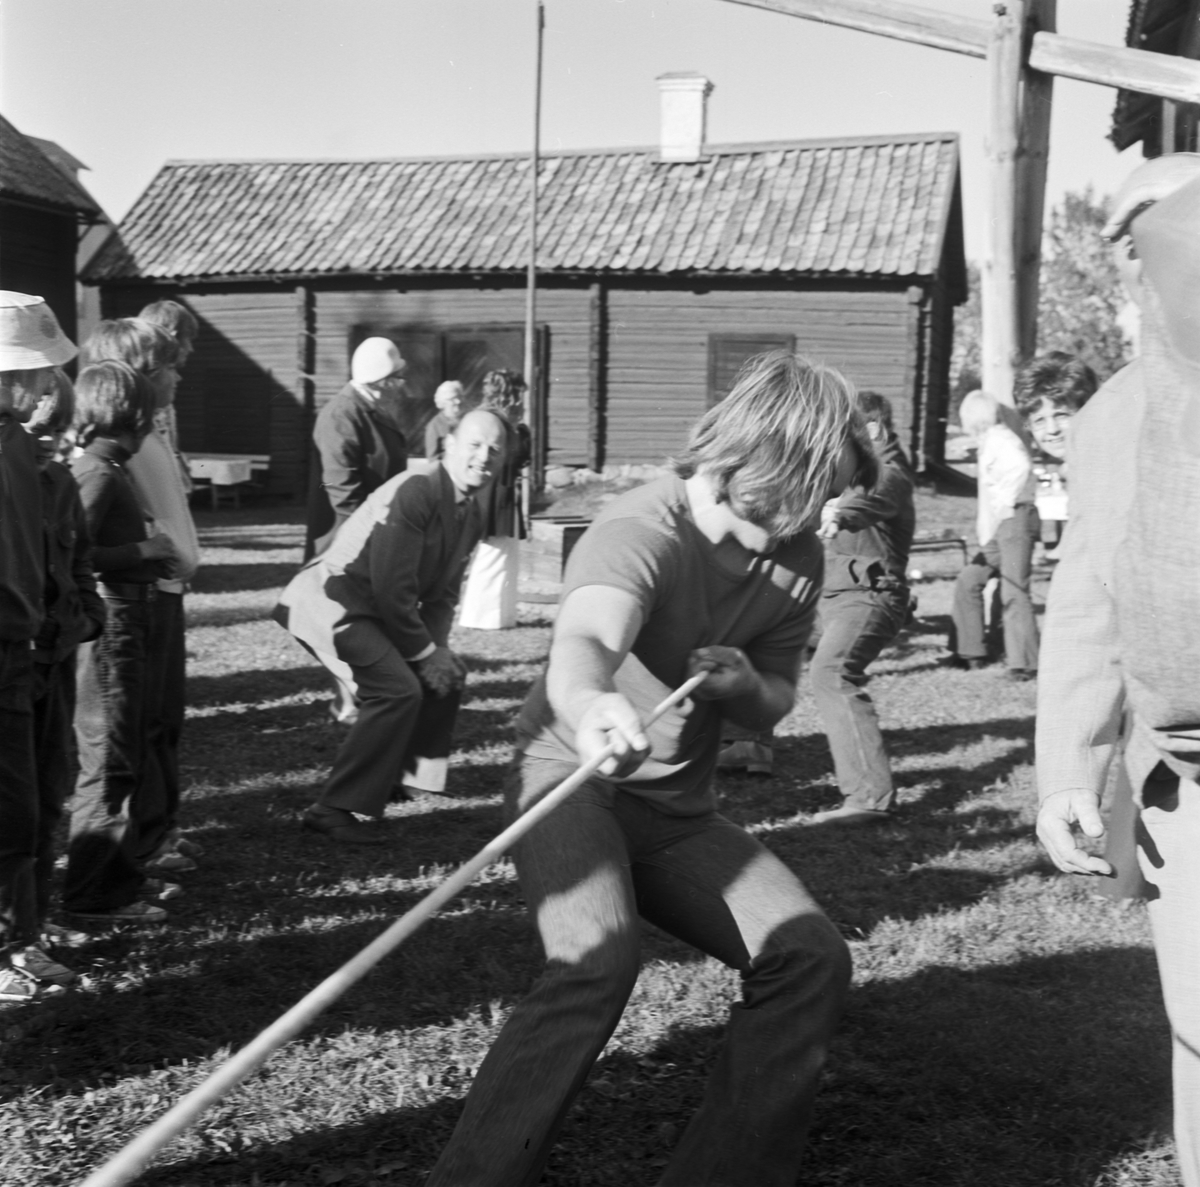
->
[428, 757, 852, 1187]
[65, 595, 151, 913]
[0, 639, 38, 946]
[32, 657, 77, 927]
[1138, 768, 1200, 1186]
[950, 503, 1040, 671]
[132, 591, 185, 860]
[810, 587, 907, 812]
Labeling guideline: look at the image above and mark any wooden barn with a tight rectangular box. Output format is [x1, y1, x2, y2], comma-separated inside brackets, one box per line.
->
[0, 113, 103, 347]
[84, 80, 966, 501]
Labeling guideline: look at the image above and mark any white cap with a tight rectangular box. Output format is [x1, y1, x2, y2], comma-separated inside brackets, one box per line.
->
[351, 337, 404, 384]
[0, 291, 77, 370]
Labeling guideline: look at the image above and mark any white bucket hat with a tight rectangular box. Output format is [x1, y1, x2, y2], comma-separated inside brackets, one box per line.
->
[351, 337, 404, 385]
[0, 291, 77, 370]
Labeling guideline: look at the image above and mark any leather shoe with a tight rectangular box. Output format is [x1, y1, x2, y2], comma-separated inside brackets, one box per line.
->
[302, 804, 386, 846]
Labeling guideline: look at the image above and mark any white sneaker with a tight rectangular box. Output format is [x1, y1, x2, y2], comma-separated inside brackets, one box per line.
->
[10, 944, 77, 987]
[144, 848, 197, 875]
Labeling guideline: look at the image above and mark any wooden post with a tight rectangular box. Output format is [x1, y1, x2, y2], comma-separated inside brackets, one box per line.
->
[1014, 0, 1055, 363]
[982, 1, 1023, 405]
[295, 284, 315, 501]
[587, 281, 606, 473]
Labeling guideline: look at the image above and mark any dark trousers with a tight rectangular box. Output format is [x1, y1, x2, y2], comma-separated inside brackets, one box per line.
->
[810, 587, 907, 812]
[133, 591, 185, 860]
[32, 657, 77, 927]
[309, 630, 461, 816]
[950, 504, 1040, 671]
[429, 761, 851, 1187]
[65, 595, 151, 913]
[0, 640, 38, 946]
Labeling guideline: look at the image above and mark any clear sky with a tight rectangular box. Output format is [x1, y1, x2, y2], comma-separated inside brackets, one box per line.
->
[1, 0, 1140, 262]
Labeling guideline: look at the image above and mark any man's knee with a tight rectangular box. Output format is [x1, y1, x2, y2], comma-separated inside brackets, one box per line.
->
[747, 913, 852, 1012]
[542, 927, 642, 1009]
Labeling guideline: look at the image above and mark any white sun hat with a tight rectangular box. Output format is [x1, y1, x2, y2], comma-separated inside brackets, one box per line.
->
[0, 291, 77, 370]
[350, 337, 404, 384]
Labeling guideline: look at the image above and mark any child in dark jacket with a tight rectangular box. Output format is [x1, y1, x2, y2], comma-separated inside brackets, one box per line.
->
[64, 362, 178, 925]
[6, 374, 107, 989]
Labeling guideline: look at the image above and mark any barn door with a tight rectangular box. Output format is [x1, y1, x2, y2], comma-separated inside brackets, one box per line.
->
[707, 333, 797, 406]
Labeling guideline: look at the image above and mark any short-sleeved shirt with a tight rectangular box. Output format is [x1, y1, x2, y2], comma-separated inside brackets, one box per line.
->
[516, 475, 823, 815]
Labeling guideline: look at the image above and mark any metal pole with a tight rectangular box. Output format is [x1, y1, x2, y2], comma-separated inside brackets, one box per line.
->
[524, 0, 545, 504]
[77, 672, 707, 1187]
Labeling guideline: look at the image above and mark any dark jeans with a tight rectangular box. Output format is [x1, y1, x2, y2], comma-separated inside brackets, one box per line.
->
[65, 595, 151, 913]
[810, 587, 907, 812]
[428, 758, 851, 1187]
[32, 657, 77, 927]
[0, 639, 38, 946]
[133, 591, 185, 860]
[310, 629, 462, 815]
[950, 504, 1040, 671]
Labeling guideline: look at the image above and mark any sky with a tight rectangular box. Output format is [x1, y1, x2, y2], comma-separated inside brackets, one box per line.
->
[0, 0, 1141, 262]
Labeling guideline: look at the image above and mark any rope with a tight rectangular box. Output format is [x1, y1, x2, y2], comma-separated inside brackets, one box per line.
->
[78, 672, 707, 1187]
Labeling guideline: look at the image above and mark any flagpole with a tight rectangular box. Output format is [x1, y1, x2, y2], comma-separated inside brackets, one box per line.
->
[524, 0, 545, 505]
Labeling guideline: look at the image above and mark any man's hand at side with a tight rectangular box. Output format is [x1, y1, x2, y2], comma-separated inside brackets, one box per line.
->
[1036, 788, 1114, 876]
[414, 646, 464, 698]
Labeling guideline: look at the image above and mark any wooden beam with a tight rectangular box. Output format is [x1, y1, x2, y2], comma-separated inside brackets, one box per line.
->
[1030, 32, 1200, 103]
[719, 0, 987, 57]
[1015, 0, 1055, 362]
[982, 1, 1023, 406]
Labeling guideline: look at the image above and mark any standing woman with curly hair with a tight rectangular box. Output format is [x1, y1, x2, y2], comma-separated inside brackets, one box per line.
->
[458, 368, 531, 630]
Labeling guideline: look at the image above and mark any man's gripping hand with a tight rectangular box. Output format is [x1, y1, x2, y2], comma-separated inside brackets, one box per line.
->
[687, 646, 761, 702]
[1036, 789, 1114, 877]
[414, 646, 465, 698]
[576, 693, 650, 778]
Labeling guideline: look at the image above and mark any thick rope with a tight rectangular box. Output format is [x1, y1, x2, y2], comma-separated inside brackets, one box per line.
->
[78, 672, 707, 1187]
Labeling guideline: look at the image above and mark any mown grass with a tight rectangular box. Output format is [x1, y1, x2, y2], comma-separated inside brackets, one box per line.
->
[0, 490, 1177, 1187]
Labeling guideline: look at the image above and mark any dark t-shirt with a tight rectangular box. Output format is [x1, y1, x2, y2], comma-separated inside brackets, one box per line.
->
[516, 475, 823, 815]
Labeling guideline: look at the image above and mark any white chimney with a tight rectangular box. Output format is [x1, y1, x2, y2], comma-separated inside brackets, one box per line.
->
[657, 73, 713, 163]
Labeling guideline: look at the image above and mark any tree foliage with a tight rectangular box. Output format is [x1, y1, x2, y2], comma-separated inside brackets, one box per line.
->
[950, 187, 1133, 414]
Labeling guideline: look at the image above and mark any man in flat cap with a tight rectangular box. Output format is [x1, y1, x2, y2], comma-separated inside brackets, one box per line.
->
[1036, 153, 1200, 1184]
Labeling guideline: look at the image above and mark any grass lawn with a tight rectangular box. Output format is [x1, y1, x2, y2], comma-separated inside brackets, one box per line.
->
[0, 487, 1177, 1187]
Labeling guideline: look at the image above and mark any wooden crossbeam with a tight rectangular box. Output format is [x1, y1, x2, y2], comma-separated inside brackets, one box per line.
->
[722, 0, 1200, 104]
[1029, 32, 1200, 104]
[720, 0, 987, 57]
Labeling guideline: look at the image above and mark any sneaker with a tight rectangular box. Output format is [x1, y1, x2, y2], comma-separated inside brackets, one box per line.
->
[41, 922, 91, 948]
[142, 878, 184, 902]
[0, 966, 45, 1002]
[144, 848, 197, 875]
[10, 944, 77, 987]
[67, 901, 168, 924]
[941, 655, 990, 671]
[170, 833, 205, 859]
[716, 739, 774, 776]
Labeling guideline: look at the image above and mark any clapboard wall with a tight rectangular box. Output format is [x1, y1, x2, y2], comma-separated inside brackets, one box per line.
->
[0, 203, 80, 347]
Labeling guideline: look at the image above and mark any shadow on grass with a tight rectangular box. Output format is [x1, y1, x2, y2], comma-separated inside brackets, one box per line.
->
[110, 947, 1169, 1187]
[190, 562, 300, 596]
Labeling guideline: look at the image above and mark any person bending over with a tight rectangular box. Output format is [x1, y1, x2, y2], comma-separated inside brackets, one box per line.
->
[428, 350, 869, 1187]
[275, 409, 506, 845]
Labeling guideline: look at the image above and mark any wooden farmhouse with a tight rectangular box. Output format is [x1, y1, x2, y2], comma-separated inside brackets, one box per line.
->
[0, 113, 103, 347]
[83, 80, 966, 501]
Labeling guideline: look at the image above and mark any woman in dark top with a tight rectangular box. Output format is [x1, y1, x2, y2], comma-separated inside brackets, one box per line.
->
[64, 362, 178, 924]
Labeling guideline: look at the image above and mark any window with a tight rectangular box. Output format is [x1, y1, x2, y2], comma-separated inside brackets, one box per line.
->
[707, 333, 796, 406]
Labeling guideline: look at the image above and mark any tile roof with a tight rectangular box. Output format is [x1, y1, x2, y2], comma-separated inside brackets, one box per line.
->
[0, 114, 103, 217]
[84, 132, 961, 285]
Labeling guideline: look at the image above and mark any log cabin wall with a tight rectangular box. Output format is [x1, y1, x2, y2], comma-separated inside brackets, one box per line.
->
[604, 283, 921, 465]
[100, 285, 302, 497]
[0, 203, 81, 346]
[312, 282, 593, 468]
